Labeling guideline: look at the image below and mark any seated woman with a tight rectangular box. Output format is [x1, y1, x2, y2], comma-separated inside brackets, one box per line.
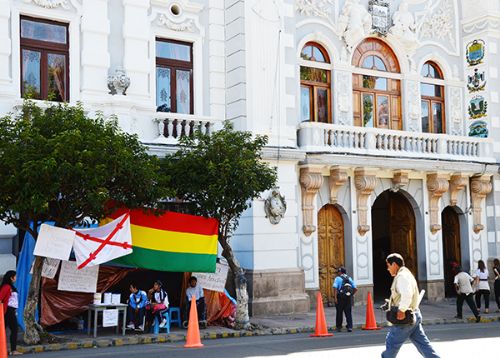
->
[127, 282, 147, 331]
[184, 276, 207, 328]
[146, 280, 169, 330]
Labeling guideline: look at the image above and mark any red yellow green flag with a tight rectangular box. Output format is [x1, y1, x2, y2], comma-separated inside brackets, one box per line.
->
[109, 209, 218, 272]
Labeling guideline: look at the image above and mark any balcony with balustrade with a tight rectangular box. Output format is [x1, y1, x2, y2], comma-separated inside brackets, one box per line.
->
[297, 122, 495, 164]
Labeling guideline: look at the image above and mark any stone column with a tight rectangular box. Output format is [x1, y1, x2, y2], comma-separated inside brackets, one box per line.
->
[354, 168, 376, 236]
[299, 167, 323, 236]
[80, 0, 110, 100]
[471, 175, 492, 234]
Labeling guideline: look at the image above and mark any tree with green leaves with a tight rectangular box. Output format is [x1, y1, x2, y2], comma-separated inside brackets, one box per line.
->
[160, 121, 277, 329]
[0, 101, 166, 344]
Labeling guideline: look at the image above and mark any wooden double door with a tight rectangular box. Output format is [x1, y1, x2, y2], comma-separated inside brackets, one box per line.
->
[442, 206, 461, 297]
[318, 204, 344, 305]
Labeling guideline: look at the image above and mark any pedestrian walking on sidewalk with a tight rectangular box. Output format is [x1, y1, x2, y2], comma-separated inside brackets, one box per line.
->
[381, 253, 440, 358]
[453, 266, 480, 322]
[333, 267, 357, 332]
[493, 258, 500, 312]
[473, 260, 490, 314]
[0, 270, 22, 355]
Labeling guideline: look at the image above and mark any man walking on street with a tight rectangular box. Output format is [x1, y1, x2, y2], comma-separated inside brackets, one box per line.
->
[454, 266, 481, 322]
[382, 253, 440, 358]
[333, 267, 357, 332]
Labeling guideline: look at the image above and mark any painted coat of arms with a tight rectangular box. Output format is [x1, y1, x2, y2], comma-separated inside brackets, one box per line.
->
[466, 39, 485, 66]
[467, 69, 486, 93]
[468, 95, 488, 119]
[469, 121, 488, 138]
[368, 0, 391, 36]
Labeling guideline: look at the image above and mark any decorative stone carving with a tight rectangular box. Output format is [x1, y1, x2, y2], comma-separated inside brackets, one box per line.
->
[354, 168, 377, 236]
[336, 72, 351, 125]
[368, 0, 391, 36]
[391, 170, 409, 192]
[449, 173, 467, 206]
[450, 87, 463, 135]
[295, 0, 336, 20]
[419, 0, 454, 43]
[27, 0, 69, 9]
[470, 175, 492, 234]
[338, 0, 372, 52]
[406, 81, 420, 131]
[300, 167, 323, 236]
[107, 68, 131, 96]
[390, 1, 418, 54]
[157, 13, 196, 32]
[426, 173, 449, 234]
[329, 167, 348, 204]
[264, 189, 287, 225]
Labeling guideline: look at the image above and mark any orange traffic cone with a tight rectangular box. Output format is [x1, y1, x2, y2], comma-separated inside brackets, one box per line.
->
[0, 304, 8, 358]
[184, 295, 204, 348]
[310, 292, 333, 337]
[362, 291, 381, 330]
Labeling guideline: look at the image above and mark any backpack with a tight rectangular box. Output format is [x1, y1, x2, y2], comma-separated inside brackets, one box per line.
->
[338, 274, 354, 297]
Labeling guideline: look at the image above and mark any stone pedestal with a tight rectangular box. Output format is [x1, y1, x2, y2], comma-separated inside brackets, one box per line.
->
[420, 280, 445, 302]
[353, 284, 374, 306]
[246, 268, 310, 316]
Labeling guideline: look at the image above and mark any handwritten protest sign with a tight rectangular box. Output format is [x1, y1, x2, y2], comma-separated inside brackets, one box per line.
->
[103, 309, 118, 327]
[34, 224, 75, 261]
[57, 260, 99, 293]
[41, 258, 60, 279]
[193, 262, 229, 292]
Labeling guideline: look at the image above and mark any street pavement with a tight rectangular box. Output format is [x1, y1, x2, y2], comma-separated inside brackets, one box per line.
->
[15, 298, 500, 354]
[21, 321, 500, 357]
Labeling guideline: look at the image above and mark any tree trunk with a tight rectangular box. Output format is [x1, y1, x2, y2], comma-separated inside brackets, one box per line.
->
[219, 236, 250, 330]
[23, 255, 43, 345]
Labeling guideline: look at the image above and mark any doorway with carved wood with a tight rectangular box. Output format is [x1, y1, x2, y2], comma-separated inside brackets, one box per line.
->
[318, 204, 345, 306]
[372, 190, 417, 299]
[442, 206, 461, 297]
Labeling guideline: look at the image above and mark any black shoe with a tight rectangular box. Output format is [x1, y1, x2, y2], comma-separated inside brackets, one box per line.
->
[336, 328, 342, 332]
[347, 328, 352, 332]
[454, 315, 462, 319]
[476, 316, 481, 323]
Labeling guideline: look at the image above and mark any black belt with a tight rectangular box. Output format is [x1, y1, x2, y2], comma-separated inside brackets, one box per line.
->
[479, 279, 488, 281]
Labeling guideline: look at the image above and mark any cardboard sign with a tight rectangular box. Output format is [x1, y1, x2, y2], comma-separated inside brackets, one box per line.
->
[57, 260, 99, 293]
[193, 262, 229, 292]
[34, 224, 75, 261]
[41, 258, 60, 279]
[103, 309, 118, 327]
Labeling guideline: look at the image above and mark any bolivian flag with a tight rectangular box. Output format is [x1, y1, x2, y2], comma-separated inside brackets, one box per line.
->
[109, 208, 218, 272]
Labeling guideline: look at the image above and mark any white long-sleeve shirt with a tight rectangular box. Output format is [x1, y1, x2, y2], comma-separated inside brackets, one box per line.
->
[390, 266, 420, 312]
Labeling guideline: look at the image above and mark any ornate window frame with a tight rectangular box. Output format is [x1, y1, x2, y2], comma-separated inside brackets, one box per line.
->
[420, 61, 446, 134]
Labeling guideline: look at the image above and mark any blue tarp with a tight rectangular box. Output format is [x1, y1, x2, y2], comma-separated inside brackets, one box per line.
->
[15, 231, 37, 331]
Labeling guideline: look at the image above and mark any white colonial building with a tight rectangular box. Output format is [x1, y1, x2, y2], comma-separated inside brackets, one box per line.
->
[0, 0, 500, 315]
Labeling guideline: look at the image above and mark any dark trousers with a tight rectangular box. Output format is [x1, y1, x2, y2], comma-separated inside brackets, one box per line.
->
[4, 307, 18, 352]
[494, 280, 500, 309]
[185, 297, 206, 322]
[127, 306, 145, 327]
[456, 293, 479, 318]
[475, 289, 490, 310]
[335, 296, 352, 329]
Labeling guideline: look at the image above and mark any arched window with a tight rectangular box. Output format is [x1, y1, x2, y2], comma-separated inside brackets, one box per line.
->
[352, 39, 401, 130]
[300, 43, 331, 123]
[421, 62, 445, 134]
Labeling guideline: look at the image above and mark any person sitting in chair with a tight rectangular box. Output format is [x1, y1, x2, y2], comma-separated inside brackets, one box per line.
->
[127, 282, 147, 331]
[183, 276, 207, 328]
[146, 280, 169, 330]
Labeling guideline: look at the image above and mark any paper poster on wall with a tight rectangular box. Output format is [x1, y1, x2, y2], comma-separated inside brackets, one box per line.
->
[41, 258, 60, 279]
[34, 224, 76, 261]
[57, 260, 99, 293]
[103, 309, 118, 327]
[193, 262, 229, 292]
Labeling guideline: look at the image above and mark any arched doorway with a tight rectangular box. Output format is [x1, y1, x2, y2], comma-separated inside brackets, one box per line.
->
[318, 204, 345, 305]
[442, 206, 461, 297]
[372, 191, 417, 298]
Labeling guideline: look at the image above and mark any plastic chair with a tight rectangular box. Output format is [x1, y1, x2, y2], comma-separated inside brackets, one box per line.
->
[153, 310, 170, 334]
[168, 307, 182, 328]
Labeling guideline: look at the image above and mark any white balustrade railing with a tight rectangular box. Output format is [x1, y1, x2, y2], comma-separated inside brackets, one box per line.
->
[298, 122, 494, 162]
[153, 112, 222, 144]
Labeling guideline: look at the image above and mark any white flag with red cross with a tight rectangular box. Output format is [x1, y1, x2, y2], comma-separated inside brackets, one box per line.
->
[73, 212, 132, 269]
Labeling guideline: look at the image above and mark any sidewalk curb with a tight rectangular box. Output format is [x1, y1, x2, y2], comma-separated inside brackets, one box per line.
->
[17, 316, 500, 354]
